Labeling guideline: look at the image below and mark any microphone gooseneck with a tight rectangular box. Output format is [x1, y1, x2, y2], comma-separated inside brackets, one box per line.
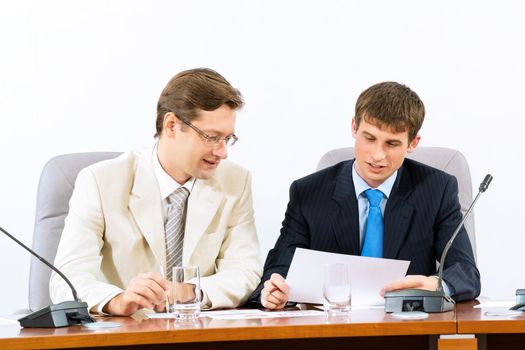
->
[0, 226, 81, 302]
[384, 173, 492, 313]
[0, 225, 96, 327]
[435, 174, 493, 293]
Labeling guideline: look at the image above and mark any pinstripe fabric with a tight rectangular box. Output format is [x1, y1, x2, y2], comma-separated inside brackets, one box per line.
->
[165, 187, 190, 281]
[249, 158, 480, 305]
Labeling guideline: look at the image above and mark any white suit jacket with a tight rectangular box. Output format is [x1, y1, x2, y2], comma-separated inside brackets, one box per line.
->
[49, 148, 262, 311]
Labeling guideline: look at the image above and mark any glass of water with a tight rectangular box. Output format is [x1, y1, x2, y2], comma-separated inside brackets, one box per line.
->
[323, 263, 351, 317]
[172, 266, 200, 321]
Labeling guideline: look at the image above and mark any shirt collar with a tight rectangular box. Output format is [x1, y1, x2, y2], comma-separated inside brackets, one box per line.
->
[152, 144, 194, 200]
[352, 161, 397, 198]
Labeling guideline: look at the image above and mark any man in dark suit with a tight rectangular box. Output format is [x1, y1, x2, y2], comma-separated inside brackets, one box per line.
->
[250, 82, 480, 309]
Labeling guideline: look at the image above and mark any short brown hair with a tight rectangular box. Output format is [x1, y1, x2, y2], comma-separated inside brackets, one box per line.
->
[355, 82, 425, 141]
[155, 68, 244, 137]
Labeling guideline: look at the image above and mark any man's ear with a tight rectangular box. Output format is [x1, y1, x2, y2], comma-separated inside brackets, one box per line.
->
[407, 134, 421, 153]
[351, 117, 358, 138]
[163, 112, 179, 137]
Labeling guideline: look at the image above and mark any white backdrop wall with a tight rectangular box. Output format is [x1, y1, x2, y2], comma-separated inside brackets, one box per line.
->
[1, 0, 524, 314]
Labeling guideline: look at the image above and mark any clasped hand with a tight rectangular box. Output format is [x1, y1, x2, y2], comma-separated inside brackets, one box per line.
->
[104, 272, 197, 316]
[260, 273, 289, 309]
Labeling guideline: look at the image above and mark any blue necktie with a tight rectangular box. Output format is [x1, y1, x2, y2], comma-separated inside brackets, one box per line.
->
[361, 189, 384, 258]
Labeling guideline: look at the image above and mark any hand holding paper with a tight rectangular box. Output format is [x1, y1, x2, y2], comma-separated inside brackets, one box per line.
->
[261, 273, 289, 310]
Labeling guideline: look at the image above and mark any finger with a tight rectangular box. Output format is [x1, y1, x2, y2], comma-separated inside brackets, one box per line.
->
[105, 293, 139, 316]
[403, 275, 438, 290]
[122, 290, 158, 310]
[268, 288, 288, 303]
[263, 298, 286, 310]
[269, 274, 289, 294]
[383, 275, 430, 293]
[261, 283, 288, 307]
[263, 279, 274, 291]
[382, 281, 408, 293]
[261, 297, 281, 310]
[154, 302, 167, 313]
[269, 273, 286, 286]
[262, 280, 278, 298]
[131, 277, 168, 303]
[138, 272, 172, 291]
[131, 274, 165, 291]
[266, 291, 287, 306]
[129, 281, 165, 306]
[165, 285, 174, 304]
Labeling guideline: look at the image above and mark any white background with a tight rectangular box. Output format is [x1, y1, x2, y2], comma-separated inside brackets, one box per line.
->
[1, 0, 524, 314]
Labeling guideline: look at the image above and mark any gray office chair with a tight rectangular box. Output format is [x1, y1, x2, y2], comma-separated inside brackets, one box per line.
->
[317, 146, 476, 259]
[29, 152, 121, 311]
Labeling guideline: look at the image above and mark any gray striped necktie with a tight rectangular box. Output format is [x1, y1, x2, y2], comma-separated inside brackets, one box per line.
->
[165, 187, 190, 281]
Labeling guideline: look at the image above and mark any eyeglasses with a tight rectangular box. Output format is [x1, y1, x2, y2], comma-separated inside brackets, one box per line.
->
[177, 116, 238, 147]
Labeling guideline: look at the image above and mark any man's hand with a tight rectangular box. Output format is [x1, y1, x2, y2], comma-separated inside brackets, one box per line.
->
[260, 273, 289, 310]
[104, 272, 171, 316]
[380, 275, 439, 297]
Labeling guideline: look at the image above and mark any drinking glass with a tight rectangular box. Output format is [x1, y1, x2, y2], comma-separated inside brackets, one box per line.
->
[172, 266, 200, 321]
[323, 263, 351, 316]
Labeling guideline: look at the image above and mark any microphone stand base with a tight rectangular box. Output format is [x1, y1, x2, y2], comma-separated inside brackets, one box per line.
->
[384, 289, 455, 313]
[18, 300, 95, 328]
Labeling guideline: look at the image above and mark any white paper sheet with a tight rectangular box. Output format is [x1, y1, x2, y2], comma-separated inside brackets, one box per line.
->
[145, 310, 265, 319]
[145, 313, 176, 319]
[0, 317, 19, 326]
[145, 309, 324, 320]
[202, 309, 323, 320]
[286, 248, 410, 306]
[473, 301, 514, 308]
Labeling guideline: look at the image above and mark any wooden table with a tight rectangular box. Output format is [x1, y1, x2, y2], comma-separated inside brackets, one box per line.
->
[0, 307, 457, 350]
[456, 300, 525, 350]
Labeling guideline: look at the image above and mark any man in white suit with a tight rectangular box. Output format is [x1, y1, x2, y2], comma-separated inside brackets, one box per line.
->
[50, 68, 262, 316]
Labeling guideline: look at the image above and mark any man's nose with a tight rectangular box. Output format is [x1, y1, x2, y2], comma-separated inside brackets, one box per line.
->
[212, 140, 228, 159]
[370, 143, 386, 161]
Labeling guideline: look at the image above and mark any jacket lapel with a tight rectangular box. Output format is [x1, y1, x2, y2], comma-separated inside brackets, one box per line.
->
[128, 150, 166, 266]
[383, 164, 415, 259]
[183, 177, 223, 264]
[330, 161, 360, 255]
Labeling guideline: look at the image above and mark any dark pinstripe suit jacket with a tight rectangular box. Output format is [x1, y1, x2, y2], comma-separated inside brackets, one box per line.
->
[249, 159, 480, 304]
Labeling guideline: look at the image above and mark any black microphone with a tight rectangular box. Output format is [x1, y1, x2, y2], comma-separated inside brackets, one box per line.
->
[0, 226, 95, 327]
[384, 174, 493, 313]
[479, 174, 493, 193]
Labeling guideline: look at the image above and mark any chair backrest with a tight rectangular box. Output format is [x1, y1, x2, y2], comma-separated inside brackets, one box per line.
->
[317, 146, 476, 259]
[29, 152, 121, 311]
